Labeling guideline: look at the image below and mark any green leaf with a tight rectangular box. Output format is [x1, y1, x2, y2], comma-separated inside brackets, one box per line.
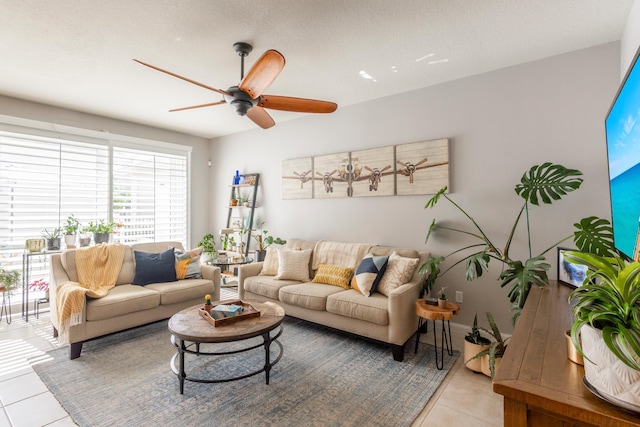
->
[514, 162, 583, 206]
[499, 256, 550, 324]
[573, 216, 622, 259]
[465, 252, 490, 281]
[424, 187, 448, 209]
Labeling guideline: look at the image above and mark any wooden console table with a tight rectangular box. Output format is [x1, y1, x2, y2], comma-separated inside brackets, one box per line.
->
[493, 281, 640, 426]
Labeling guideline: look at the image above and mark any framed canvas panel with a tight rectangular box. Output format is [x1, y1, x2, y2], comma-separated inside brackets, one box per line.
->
[282, 157, 313, 200]
[396, 138, 450, 196]
[313, 152, 350, 198]
[351, 146, 395, 197]
[557, 247, 588, 288]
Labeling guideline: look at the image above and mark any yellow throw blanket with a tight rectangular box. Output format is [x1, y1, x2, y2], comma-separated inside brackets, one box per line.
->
[55, 243, 126, 343]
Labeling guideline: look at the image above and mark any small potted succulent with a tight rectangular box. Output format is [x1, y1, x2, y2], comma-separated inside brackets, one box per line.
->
[43, 227, 62, 251]
[437, 287, 447, 309]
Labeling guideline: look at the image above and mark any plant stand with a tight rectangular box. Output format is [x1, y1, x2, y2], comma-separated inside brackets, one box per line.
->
[0, 289, 10, 324]
[414, 299, 460, 370]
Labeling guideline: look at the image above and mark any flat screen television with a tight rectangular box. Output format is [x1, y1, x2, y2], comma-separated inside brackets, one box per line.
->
[605, 46, 640, 260]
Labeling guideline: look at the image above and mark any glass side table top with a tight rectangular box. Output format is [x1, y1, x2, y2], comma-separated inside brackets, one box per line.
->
[207, 256, 253, 266]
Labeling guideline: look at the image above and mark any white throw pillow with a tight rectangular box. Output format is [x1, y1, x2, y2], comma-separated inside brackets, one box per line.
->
[377, 252, 419, 296]
[259, 246, 279, 276]
[274, 249, 312, 281]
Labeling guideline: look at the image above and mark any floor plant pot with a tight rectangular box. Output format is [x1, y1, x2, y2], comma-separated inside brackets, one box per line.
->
[464, 337, 491, 373]
[93, 233, 111, 244]
[581, 325, 640, 410]
[46, 238, 61, 251]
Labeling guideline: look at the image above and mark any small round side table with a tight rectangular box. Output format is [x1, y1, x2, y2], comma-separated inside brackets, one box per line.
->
[414, 299, 460, 370]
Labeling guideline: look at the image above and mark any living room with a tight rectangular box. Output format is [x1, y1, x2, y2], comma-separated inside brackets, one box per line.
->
[1, 2, 640, 426]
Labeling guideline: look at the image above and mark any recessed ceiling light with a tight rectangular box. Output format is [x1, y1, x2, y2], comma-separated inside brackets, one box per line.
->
[415, 53, 435, 62]
[428, 59, 449, 65]
[359, 70, 377, 82]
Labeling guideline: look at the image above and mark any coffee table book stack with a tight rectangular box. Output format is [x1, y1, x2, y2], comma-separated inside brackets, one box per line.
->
[199, 300, 260, 326]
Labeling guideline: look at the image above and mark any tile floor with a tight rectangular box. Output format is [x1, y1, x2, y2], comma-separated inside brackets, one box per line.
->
[0, 290, 503, 427]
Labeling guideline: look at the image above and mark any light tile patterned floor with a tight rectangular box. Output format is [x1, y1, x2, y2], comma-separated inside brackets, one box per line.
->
[0, 291, 503, 426]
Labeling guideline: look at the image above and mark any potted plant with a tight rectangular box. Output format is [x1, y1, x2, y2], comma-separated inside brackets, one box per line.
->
[86, 219, 121, 244]
[467, 312, 510, 379]
[28, 278, 49, 300]
[564, 251, 640, 409]
[63, 214, 81, 248]
[464, 313, 492, 372]
[197, 233, 217, 261]
[0, 268, 20, 293]
[437, 287, 447, 308]
[78, 227, 91, 247]
[43, 227, 62, 251]
[252, 222, 287, 261]
[420, 162, 619, 325]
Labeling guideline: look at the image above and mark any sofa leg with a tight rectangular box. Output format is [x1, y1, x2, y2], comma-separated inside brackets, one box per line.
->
[70, 342, 83, 360]
[391, 344, 405, 362]
[52, 326, 58, 338]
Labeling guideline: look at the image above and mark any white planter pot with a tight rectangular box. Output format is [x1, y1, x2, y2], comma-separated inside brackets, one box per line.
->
[581, 325, 640, 409]
[64, 234, 76, 248]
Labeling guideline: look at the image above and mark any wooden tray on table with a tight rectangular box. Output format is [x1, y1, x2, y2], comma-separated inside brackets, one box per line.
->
[198, 299, 260, 327]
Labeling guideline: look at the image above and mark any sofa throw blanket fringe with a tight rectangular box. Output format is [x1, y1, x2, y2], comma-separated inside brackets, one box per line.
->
[55, 243, 126, 343]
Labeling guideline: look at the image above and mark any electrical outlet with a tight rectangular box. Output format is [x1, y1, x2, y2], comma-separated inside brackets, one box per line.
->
[455, 291, 463, 303]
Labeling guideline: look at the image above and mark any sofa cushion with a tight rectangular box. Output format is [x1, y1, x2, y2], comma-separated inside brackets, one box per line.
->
[351, 254, 389, 297]
[86, 284, 160, 321]
[259, 246, 279, 276]
[275, 249, 313, 281]
[279, 283, 345, 311]
[326, 290, 389, 326]
[244, 276, 301, 300]
[145, 278, 212, 305]
[311, 241, 373, 271]
[174, 247, 203, 279]
[377, 252, 419, 296]
[311, 264, 354, 289]
[133, 248, 177, 286]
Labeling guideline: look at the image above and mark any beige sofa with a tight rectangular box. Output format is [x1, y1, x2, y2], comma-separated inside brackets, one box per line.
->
[49, 241, 221, 359]
[238, 239, 429, 361]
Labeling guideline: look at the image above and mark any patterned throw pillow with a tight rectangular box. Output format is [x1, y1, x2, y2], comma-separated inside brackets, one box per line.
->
[259, 246, 279, 276]
[274, 249, 312, 281]
[175, 247, 203, 279]
[377, 252, 419, 296]
[311, 264, 354, 289]
[351, 254, 389, 296]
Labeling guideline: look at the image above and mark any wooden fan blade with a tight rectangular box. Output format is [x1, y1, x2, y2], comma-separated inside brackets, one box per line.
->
[258, 95, 337, 113]
[238, 50, 285, 99]
[169, 101, 226, 112]
[247, 106, 275, 129]
[133, 59, 230, 97]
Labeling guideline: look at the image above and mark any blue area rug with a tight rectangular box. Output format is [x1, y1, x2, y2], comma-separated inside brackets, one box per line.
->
[33, 317, 458, 426]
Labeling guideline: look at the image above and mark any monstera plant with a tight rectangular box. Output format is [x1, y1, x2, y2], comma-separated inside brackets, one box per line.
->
[420, 162, 620, 324]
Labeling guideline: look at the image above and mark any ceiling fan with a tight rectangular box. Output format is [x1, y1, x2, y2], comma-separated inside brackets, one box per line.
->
[133, 42, 338, 129]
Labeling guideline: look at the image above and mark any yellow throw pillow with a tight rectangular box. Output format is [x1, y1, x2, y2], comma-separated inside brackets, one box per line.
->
[312, 264, 354, 289]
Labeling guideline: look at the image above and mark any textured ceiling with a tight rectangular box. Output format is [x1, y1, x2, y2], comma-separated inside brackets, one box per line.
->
[0, 0, 633, 139]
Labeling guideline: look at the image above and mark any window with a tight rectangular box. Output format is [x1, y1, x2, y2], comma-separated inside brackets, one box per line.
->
[0, 126, 190, 304]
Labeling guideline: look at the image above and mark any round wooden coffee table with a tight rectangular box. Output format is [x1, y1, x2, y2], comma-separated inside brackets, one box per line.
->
[168, 300, 285, 394]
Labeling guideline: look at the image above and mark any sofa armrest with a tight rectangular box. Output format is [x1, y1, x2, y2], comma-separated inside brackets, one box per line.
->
[387, 280, 422, 345]
[237, 262, 264, 299]
[49, 253, 75, 327]
[200, 264, 222, 302]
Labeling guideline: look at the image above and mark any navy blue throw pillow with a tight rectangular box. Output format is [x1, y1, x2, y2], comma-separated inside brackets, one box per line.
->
[133, 248, 177, 286]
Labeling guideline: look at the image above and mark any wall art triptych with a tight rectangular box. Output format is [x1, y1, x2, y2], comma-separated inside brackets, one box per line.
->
[281, 138, 450, 199]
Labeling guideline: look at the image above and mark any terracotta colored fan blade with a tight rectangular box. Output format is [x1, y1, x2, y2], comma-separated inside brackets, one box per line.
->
[247, 106, 275, 129]
[238, 50, 285, 99]
[133, 59, 230, 96]
[257, 95, 337, 113]
[169, 101, 226, 112]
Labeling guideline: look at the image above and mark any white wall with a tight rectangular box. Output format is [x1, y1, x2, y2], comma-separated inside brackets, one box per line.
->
[0, 95, 212, 248]
[622, 0, 640, 75]
[210, 43, 620, 333]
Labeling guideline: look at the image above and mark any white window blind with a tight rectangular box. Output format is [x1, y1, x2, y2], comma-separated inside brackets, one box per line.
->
[0, 128, 189, 302]
[112, 147, 187, 244]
